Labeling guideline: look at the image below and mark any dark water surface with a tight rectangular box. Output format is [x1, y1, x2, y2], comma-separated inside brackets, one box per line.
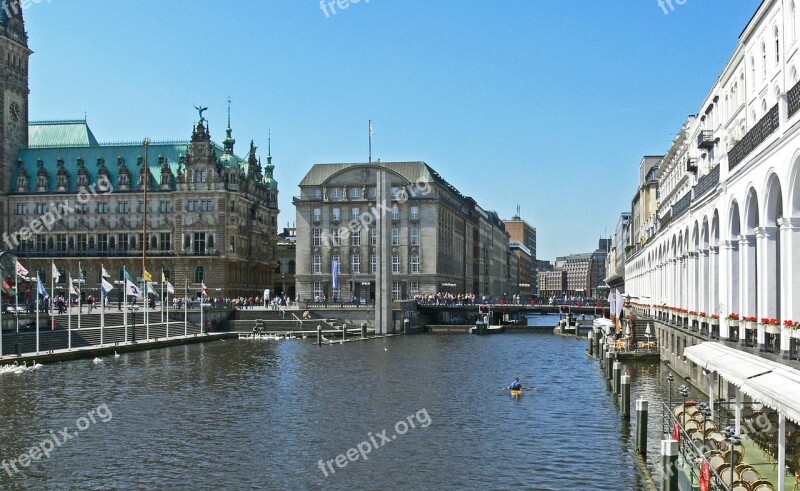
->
[0, 316, 690, 490]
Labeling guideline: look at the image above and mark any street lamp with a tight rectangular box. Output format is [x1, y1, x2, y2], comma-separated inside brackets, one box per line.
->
[699, 403, 711, 453]
[679, 384, 690, 430]
[723, 426, 740, 484]
[667, 372, 674, 410]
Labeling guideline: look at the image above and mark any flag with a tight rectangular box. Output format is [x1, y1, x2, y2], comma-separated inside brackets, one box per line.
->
[67, 275, 81, 295]
[166, 281, 175, 295]
[2, 277, 14, 294]
[78, 263, 85, 281]
[51, 262, 60, 283]
[125, 278, 142, 299]
[101, 265, 110, 278]
[101, 278, 114, 296]
[201, 282, 209, 297]
[15, 261, 28, 277]
[369, 121, 374, 138]
[331, 258, 340, 290]
[144, 269, 152, 282]
[607, 290, 615, 317]
[37, 273, 48, 299]
[146, 282, 157, 296]
[615, 289, 625, 318]
[124, 268, 137, 285]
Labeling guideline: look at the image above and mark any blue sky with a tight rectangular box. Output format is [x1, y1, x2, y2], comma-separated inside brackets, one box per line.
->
[24, 0, 760, 261]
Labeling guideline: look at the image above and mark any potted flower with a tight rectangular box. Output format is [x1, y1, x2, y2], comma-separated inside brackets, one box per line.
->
[784, 320, 800, 339]
[727, 313, 740, 327]
[762, 317, 781, 334]
[710, 314, 720, 326]
[744, 316, 758, 330]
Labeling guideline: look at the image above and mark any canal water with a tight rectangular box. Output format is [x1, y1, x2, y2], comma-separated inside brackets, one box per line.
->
[0, 315, 700, 490]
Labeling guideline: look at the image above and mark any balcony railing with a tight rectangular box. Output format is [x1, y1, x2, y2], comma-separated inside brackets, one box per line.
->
[728, 103, 779, 171]
[19, 250, 220, 258]
[671, 192, 692, 220]
[789, 78, 800, 118]
[694, 165, 720, 200]
[696, 130, 715, 149]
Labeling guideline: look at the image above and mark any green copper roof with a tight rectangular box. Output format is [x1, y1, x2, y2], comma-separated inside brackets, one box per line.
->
[29, 120, 100, 148]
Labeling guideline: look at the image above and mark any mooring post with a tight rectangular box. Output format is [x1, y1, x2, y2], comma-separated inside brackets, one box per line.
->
[661, 439, 679, 491]
[361, 322, 367, 339]
[621, 374, 631, 419]
[317, 325, 322, 346]
[613, 361, 621, 395]
[606, 351, 614, 380]
[343, 323, 347, 341]
[587, 330, 594, 355]
[597, 336, 604, 359]
[636, 399, 648, 457]
[594, 331, 601, 358]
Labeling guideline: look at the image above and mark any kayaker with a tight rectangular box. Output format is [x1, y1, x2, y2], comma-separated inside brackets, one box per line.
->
[508, 378, 523, 390]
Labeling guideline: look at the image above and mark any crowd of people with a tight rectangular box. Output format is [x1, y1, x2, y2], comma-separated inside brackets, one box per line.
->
[413, 293, 528, 305]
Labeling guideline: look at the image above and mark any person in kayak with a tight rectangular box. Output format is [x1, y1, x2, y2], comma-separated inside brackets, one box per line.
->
[508, 378, 523, 390]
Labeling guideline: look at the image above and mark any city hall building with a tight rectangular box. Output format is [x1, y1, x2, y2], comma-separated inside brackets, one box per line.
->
[0, 9, 279, 298]
[294, 162, 513, 302]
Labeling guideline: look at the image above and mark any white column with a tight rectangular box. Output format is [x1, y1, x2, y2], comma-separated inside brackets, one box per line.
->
[709, 246, 719, 333]
[734, 388, 741, 435]
[778, 413, 786, 490]
[688, 251, 698, 317]
[756, 227, 778, 349]
[739, 235, 757, 342]
[779, 218, 800, 353]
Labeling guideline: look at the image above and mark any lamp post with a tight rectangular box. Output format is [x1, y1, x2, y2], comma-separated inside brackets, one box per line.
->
[723, 426, 740, 484]
[700, 403, 711, 454]
[667, 373, 674, 411]
[679, 384, 689, 430]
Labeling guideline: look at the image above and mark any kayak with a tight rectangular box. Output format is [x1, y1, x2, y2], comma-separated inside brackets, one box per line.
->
[510, 388, 523, 397]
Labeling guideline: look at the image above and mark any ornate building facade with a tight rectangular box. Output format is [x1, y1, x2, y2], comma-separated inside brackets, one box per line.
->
[0, 10, 279, 299]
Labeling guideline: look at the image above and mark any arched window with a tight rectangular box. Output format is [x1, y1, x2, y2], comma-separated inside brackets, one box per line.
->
[194, 266, 205, 284]
[288, 260, 296, 275]
[751, 56, 756, 91]
[762, 41, 767, 79]
[793, 66, 799, 85]
[762, 99, 768, 116]
[775, 27, 780, 64]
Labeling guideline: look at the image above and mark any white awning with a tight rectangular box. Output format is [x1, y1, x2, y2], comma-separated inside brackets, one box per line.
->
[685, 342, 800, 424]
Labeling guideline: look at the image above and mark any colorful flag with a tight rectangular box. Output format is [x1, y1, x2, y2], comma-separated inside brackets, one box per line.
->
[101, 265, 110, 278]
[15, 261, 28, 277]
[146, 282, 157, 296]
[125, 278, 142, 299]
[332, 258, 340, 290]
[51, 262, 60, 283]
[144, 269, 152, 282]
[78, 263, 85, 281]
[201, 282, 209, 297]
[101, 278, 114, 296]
[37, 273, 48, 299]
[2, 277, 15, 294]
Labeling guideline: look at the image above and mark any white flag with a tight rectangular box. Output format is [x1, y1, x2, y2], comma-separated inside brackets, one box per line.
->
[101, 266, 110, 278]
[125, 279, 142, 299]
[101, 278, 114, 296]
[15, 261, 28, 277]
[615, 289, 625, 318]
[68, 274, 79, 296]
[166, 281, 175, 295]
[51, 262, 60, 283]
[201, 282, 209, 297]
[146, 282, 157, 296]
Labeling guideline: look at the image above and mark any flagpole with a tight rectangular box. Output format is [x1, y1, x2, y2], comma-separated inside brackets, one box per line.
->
[124, 266, 128, 343]
[368, 119, 372, 164]
[50, 261, 55, 316]
[144, 277, 149, 341]
[15, 269, 19, 333]
[68, 273, 72, 350]
[200, 287, 204, 335]
[166, 287, 170, 338]
[143, 138, 150, 341]
[160, 269, 164, 324]
[184, 279, 188, 336]
[35, 273, 40, 355]
[100, 263, 104, 346]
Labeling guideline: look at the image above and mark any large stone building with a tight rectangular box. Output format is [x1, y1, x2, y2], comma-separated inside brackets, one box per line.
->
[503, 215, 536, 298]
[0, 9, 279, 299]
[293, 162, 512, 301]
[624, 0, 800, 358]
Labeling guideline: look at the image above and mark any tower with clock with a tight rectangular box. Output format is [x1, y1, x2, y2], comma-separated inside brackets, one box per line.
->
[0, 5, 31, 191]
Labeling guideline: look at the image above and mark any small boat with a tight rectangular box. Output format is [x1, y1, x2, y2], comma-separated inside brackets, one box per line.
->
[509, 387, 523, 397]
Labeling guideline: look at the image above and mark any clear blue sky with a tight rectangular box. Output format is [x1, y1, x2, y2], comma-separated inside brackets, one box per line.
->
[24, 0, 760, 261]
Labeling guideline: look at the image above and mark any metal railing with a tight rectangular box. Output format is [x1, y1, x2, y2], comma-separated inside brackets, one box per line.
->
[728, 103, 780, 171]
[306, 301, 375, 309]
[661, 402, 731, 491]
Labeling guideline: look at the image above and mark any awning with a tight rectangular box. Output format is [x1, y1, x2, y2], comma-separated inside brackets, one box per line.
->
[685, 342, 800, 424]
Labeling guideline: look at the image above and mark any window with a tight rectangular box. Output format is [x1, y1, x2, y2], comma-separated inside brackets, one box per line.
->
[391, 205, 400, 220]
[16, 203, 27, 215]
[36, 235, 46, 252]
[351, 254, 361, 274]
[137, 201, 151, 213]
[351, 207, 360, 220]
[331, 187, 342, 199]
[36, 203, 48, 214]
[196, 169, 206, 183]
[351, 187, 361, 198]
[160, 201, 172, 213]
[118, 234, 129, 252]
[77, 234, 87, 252]
[775, 27, 780, 64]
[392, 281, 401, 300]
[762, 41, 767, 79]
[370, 228, 377, 246]
[159, 233, 171, 251]
[392, 254, 400, 273]
[312, 255, 322, 273]
[391, 186, 399, 197]
[313, 281, 322, 298]
[188, 200, 198, 211]
[314, 188, 322, 199]
[288, 261, 296, 274]
[98, 234, 108, 252]
[312, 228, 322, 246]
[370, 254, 377, 273]
[410, 281, 420, 296]
[751, 56, 756, 91]
[410, 227, 420, 245]
[56, 234, 66, 252]
[194, 266, 205, 284]
[410, 206, 419, 220]
[392, 227, 400, 245]
[201, 199, 214, 211]
[193, 232, 206, 254]
[332, 207, 341, 221]
[328, 228, 340, 246]
[368, 187, 377, 198]
[351, 229, 361, 246]
[410, 253, 420, 273]
[76, 203, 88, 214]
